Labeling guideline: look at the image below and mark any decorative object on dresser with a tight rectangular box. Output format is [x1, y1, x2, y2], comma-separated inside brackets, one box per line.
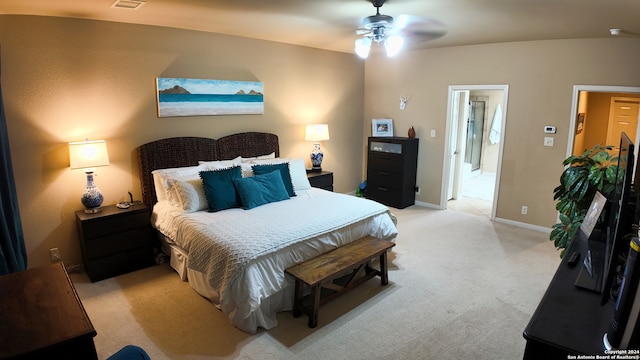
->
[372, 118, 394, 137]
[408, 126, 416, 138]
[69, 139, 110, 213]
[306, 170, 333, 191]
[366, 137, 419, 209]
[0, 262, 98, 359]
[75, 203, 154, 282]
[304, 124, 330, 172]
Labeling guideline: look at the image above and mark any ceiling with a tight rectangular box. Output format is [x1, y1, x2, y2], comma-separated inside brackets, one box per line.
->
[2, 0, 639, 55]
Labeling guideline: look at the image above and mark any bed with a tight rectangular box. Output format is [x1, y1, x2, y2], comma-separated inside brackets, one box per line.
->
[137, 132, 398, 333]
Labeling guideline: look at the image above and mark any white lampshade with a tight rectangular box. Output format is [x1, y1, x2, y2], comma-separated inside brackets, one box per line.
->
[305, 124, 330, 142]
[69, 140, 110, 170]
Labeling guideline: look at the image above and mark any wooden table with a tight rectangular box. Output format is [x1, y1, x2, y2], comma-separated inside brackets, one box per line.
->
[0, 262, 97, 359]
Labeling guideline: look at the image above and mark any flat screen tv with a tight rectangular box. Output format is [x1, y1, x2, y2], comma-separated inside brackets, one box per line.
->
[601, 132, 636, 305]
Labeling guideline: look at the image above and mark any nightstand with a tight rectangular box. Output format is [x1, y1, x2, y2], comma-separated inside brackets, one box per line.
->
[307, 170, 333, 191]
[75, 203, 155, 282]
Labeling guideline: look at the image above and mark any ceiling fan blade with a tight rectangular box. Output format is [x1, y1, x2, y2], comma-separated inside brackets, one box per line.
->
[394, 14, 446, 33]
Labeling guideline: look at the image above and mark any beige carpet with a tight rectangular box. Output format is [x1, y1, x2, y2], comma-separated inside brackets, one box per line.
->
[70, 205, 561, 360]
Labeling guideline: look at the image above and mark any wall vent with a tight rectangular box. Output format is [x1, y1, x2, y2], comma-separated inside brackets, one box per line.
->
[111, 0, 145, 10]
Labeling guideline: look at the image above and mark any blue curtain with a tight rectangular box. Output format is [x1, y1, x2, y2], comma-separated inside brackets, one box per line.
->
[0, 63, 27, 274]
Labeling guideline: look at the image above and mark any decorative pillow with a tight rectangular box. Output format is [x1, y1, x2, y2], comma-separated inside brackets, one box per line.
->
[152, 164, 208, 202]
[199, 166, 242, 212]
[232, 171, 290, 210]
[242, 157, 288, 177]
[166, 177, 208, 212]
[252, 163, 295, 197]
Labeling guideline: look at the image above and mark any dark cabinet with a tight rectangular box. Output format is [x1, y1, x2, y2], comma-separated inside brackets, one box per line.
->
[76, 204, 155, 282]
[366, 137, 419, 209]
[307, 171, 333, 191]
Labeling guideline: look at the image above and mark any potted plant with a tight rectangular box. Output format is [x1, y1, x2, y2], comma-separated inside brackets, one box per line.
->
[550, 144, 621, 258]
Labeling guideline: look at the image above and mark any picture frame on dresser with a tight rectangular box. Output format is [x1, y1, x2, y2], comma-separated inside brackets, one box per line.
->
[372, 119, 394, 137]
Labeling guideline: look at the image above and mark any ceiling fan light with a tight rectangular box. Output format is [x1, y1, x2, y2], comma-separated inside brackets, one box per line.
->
[355, 37, 372, 59]
[385, 35, 404, 57]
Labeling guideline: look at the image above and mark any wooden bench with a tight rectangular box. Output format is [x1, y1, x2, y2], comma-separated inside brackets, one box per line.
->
[285, 235, 395, 328]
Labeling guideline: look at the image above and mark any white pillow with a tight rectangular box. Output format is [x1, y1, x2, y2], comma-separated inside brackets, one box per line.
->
[240, 163, 254, 178]
[288, 158, 311, 192]
[241, 152, 276, 162]
[199, 156, 242, 169]
[153, 173, 168, 202]
[166, 177, 207, 212]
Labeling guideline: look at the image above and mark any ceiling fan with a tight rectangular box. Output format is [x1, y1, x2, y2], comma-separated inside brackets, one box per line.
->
[354, 0, 446, 59]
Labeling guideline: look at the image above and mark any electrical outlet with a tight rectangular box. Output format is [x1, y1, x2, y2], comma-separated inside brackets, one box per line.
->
[49, 248, 61, 263]
[521, 206, 528, 215]
[415, 186, 420, 195]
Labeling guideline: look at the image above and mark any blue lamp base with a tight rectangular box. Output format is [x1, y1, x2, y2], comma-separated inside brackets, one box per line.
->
[310, 143, 323, 172]
[81, 172, 104, 213]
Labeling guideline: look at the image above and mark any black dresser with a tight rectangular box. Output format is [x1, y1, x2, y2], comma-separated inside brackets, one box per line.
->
[366, 137, 419, 209]
[76, 204, 155, 282]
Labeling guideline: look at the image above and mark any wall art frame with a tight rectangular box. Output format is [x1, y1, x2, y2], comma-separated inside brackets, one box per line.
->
[156, 78, 264, 117]
[372, 118, 394, 137]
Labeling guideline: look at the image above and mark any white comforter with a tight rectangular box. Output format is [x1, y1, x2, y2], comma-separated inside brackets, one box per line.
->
[152, 188, 398, 332]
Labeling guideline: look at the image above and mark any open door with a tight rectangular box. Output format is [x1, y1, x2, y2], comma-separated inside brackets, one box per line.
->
[443, 85, 509, 221]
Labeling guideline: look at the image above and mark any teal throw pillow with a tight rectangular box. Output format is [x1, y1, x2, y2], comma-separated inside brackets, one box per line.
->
[252, 163, 295, 197]
[232, 170, 291, 210]
[199, 166, 242, 212]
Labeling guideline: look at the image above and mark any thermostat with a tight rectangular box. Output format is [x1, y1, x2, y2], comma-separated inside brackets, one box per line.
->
[544, 126, 557, 134]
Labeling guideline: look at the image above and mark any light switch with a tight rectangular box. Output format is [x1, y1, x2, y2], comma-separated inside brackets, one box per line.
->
[430, 129, 436, 138]
[544, 137, 554, 147]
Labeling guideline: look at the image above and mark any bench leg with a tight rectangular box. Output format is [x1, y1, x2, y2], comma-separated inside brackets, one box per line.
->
[308, 284, 321, 328]
[293, 279, 303, 318]
[379, 252, 389, 285]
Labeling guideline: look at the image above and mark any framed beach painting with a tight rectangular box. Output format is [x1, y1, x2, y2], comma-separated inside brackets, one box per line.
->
[156, 78, 264, 117]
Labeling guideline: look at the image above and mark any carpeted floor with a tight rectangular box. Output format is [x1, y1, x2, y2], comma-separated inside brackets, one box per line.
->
[71, 205, 560, 360]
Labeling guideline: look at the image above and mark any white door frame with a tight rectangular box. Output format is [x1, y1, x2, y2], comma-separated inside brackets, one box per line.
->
[442, 84, 509, 221]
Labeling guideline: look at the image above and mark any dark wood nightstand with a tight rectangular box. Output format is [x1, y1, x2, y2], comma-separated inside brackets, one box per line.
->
[0, 262, 98, 359]
[307, 170, 333, 191]
[75, 203, 155, 282]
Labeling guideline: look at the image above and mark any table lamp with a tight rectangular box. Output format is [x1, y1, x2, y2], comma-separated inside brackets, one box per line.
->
[305, 124, 330, 172]
[69, 139, 110, 213]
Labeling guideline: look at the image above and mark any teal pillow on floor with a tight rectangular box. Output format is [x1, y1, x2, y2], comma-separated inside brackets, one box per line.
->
[252, 163, 295, 197]
[199, 166, 242, 212]
[232, 170, 290, 209]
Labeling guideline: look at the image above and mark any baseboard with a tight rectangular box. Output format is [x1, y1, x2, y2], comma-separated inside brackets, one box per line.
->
[494, 217, 552, 234]
[414, 200, 442, 209]
[65, 263, 84, 274]
[412, 200, 552, 234]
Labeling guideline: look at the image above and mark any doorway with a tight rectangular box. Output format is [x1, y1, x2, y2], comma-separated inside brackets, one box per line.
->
[443, 85, 509, 220]
[568, 86, 640, 162]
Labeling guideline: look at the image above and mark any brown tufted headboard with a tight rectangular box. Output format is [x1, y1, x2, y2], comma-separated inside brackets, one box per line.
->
[136, 132, 279, 207]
